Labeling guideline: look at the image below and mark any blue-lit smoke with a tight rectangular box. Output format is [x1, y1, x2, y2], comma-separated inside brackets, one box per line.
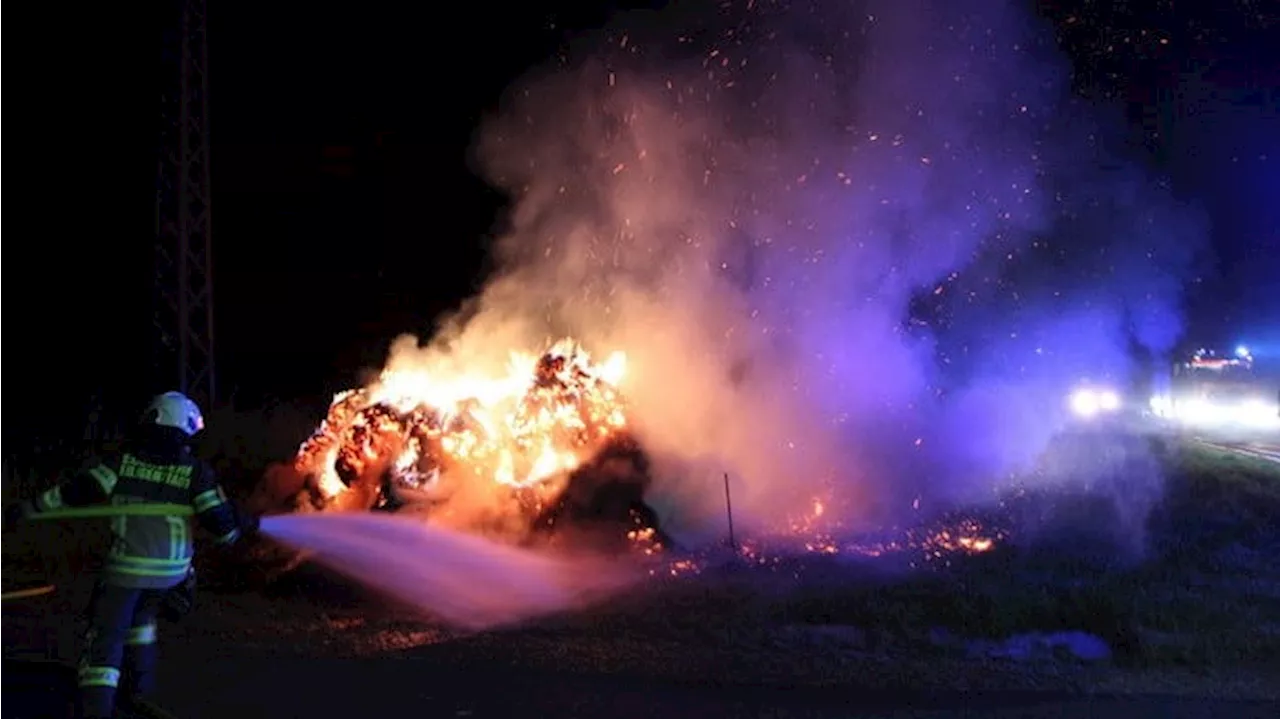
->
[392, 0, 1211, 540]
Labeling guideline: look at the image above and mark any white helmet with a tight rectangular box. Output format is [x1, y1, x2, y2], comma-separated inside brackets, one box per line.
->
[146, 391, 206, 437]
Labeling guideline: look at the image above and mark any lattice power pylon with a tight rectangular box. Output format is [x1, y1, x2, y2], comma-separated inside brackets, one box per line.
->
[155, 0, 216, 407]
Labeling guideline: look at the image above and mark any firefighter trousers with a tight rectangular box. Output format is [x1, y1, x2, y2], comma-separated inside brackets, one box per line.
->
[78, 582, 166, 719]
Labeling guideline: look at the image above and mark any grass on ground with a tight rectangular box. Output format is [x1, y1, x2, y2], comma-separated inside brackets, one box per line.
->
[740, 439, 1280, 667]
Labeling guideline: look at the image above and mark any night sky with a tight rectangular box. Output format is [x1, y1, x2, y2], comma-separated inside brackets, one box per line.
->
[7, 0, 1278, 455]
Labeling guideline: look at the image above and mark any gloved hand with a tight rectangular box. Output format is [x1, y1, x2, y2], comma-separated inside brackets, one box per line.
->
[234, 503, 261, 536]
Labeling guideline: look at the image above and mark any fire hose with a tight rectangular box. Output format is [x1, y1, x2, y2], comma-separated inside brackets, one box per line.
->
[1, 585, 56, 602]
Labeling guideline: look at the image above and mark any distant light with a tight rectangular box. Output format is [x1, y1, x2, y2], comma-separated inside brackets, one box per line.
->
[1235, 345, 1250, 358]
[1069, 387, 1121, 418]
[1098, 390, 1120, 411]
[1069, 389, 1099, 417]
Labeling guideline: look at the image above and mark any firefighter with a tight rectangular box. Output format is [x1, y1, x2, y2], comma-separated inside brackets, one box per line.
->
[3, 391, 259, 719]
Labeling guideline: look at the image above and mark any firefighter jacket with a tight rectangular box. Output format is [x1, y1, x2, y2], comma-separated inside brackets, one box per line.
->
[22, 430, 246, 589]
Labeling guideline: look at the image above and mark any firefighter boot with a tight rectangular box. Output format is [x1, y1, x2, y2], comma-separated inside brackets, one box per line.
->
[76, 667, 119, 719]
[78, 623, 125, 719]
[120, 623, 160, 706]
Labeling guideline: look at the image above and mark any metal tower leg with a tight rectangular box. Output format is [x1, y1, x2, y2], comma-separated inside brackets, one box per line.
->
[155, 0, 216, 407]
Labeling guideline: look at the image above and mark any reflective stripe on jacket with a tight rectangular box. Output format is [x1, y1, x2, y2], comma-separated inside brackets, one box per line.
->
[27, 438, 243, 589]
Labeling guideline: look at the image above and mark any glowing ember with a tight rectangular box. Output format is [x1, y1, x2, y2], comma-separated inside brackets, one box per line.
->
[289, 339, 632, 534]
[763, 492, 1004, 565]
[627, 525, 664, 556]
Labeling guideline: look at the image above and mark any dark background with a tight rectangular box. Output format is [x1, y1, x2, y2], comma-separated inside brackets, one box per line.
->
[5, 0, 1277, 455]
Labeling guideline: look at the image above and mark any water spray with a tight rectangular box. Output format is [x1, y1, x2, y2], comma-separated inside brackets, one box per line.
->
[258, 512, 638, 631]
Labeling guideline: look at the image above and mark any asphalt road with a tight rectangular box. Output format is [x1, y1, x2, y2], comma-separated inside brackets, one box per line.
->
[1193, 437, 1280, 464]
[150, 654, 1278, 719]
[7, 628, 1279, 719]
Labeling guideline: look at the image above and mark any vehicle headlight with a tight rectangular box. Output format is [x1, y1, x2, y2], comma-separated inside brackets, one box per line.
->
[1097, 390, 1120, 411]
[1240, 400, 1280, 427]
[1069, 388, 1120, 417]
[1169, 398, 1280, 427]
[1175, 399, 1212, 421]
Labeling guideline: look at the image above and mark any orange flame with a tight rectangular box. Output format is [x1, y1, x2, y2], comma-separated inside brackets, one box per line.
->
[292, 339, 631, 524]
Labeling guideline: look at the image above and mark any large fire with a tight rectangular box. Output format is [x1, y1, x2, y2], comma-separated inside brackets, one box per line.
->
[267, 336, 1003, 568]
[285, 339, 636, 539]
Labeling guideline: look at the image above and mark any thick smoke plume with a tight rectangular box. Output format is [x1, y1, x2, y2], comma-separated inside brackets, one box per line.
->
[385, 0, 1208, 543]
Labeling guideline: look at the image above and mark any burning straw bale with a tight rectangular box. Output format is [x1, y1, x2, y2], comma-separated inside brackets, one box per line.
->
[257, 339, 665, 549]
